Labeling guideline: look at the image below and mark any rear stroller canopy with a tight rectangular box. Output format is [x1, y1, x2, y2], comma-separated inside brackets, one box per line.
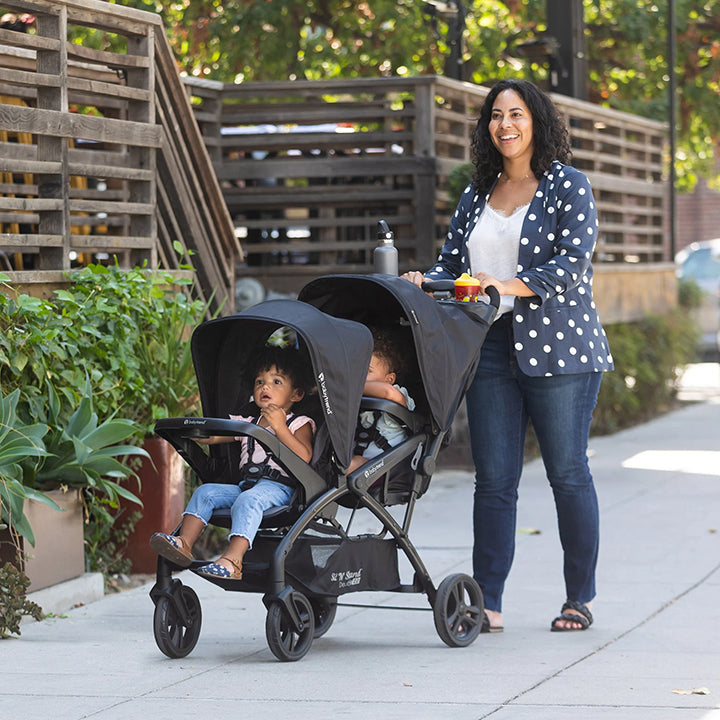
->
[298, 274, 495, 433]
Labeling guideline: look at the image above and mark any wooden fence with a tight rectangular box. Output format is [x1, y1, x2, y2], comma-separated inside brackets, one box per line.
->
[186, 75, 668, 293]
[0, 0, 237, 314]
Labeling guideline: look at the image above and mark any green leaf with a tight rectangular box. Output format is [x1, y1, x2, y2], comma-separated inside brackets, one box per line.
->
[80, 420, 138, 451]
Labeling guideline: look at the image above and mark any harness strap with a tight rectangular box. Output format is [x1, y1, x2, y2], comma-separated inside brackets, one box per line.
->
[353, 410, 393, 456]
[241, 412, 296, 487]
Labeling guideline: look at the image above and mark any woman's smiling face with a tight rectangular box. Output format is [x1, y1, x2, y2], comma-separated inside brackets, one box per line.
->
[488, 89, 534, 164]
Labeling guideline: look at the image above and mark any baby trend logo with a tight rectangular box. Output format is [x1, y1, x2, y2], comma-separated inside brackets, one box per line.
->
[317, 372, 333, 415]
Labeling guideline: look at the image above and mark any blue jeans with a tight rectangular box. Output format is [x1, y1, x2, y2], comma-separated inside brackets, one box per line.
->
[183, 478, 293, 547]
[466, 314, 602, 613]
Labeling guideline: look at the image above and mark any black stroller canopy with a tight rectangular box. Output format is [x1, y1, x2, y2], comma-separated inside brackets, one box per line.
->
[298, 274, 495, 433]
[191, 299, 373, 469]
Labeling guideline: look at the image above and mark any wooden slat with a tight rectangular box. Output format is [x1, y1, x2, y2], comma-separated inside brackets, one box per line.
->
[0, 212, 39, 223]
[65, 43, 150, 70]
[239, 213, 416, 231]
[0, 233, 63, 246]
[0, 158, 62, 174]
[67, 75, 152, 102]
[0, 197, 63, 211]
[70, 234, 154, 249]
[0, 104, 161, 147]
[242, 238, 417, 253]
[67, 162, 153, 181]
[0, 27, 61, 52]
[216, 155, 434, 181]
[68, 199, 154, 215]
[0, 67, 62, 89]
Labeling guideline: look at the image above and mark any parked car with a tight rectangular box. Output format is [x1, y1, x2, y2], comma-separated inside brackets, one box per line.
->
[675, 238, 720, 359]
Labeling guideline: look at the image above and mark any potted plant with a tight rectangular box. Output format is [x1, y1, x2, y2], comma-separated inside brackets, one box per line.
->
[0, 379, 149, 593]
[51, 260, 214, 572]
[0, 256, 212, 578]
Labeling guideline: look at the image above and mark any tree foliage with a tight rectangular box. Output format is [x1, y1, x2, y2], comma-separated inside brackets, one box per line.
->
[106, 1, 718, 188]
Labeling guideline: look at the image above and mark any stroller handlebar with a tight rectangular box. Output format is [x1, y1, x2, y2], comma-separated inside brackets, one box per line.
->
[421, 280, 500, 310]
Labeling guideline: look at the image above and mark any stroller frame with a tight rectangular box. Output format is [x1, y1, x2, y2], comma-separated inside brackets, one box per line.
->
[149, 275, 498, 661]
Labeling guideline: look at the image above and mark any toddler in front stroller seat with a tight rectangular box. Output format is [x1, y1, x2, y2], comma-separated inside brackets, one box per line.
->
[149, 346, 315, 581]
[348, 326, 415, 474]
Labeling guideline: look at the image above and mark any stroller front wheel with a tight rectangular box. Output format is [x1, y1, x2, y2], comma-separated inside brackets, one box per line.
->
[310, 596, 338, 639]
[265, 591, 315, 661]
[153, 584, 202, 658]
[433, 573, 484, 647]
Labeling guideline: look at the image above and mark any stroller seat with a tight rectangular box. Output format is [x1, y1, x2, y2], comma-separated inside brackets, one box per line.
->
[208, 489, 300, 531]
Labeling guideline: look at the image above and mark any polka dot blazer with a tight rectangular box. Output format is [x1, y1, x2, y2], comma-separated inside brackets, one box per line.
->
[426, 161, 614, 377]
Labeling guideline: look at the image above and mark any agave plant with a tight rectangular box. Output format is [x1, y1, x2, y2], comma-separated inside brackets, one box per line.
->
[0, 389, 55, 547]
[24, 379, 148, 506]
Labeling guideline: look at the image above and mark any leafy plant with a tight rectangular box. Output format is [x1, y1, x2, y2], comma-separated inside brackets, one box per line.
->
[23, 379, 149, 506]
[593, 308, 699, 435]
[0, 261, 210, 438]
[447, 162, 474, 209]
[53, 261, 210, 433]
[0, 558, 44, 638]
[0, 389, 55, 548]
[83, 491, 141, 591]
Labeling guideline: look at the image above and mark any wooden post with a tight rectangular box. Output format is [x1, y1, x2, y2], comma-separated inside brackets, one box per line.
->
[126, 28, 156, 268]
[413, 81, 437, 268]
[35, 6, 69, 271]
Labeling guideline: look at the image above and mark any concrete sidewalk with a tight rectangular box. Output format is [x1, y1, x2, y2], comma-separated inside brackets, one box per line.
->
[1, 365, 719, 719]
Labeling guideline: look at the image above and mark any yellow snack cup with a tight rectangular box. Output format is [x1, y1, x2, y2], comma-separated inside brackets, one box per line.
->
[454, 273, 481, 302]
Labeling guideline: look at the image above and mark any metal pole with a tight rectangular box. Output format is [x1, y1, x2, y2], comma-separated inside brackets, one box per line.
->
[668, 0, 677, 259]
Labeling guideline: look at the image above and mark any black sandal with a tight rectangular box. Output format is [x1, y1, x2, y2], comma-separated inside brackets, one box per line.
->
[480, 613, 504, 633]
[551, 600, 593, 632]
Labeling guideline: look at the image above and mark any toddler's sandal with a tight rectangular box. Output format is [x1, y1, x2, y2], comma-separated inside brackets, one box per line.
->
[149, 532, 194, 567]
[195, 556, 243, 580]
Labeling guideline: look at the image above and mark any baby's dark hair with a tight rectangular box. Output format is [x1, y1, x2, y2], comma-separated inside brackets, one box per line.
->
[253, 345, 312, 395]
[370, 326, 404, 379]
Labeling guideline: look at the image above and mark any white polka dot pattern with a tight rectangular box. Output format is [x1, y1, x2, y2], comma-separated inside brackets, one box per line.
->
[425, 161, 614, 377]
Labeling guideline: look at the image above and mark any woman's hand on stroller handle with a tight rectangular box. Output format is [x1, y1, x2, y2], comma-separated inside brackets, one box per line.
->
[417, 278, 500, 309]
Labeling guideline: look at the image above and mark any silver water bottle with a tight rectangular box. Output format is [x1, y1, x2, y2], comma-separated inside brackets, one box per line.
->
[374, 220, 398, 275]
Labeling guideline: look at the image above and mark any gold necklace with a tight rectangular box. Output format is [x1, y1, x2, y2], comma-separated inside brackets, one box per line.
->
[500, 172, 534, 183]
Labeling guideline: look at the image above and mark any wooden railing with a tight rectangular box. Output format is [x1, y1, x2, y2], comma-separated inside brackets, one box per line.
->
[186, 75, 667, 292]
[0, 0, 237, 314]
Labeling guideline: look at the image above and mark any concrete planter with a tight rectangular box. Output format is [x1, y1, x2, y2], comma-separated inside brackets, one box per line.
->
[120, 436, 186, 573]
[21, 488, 85, 592]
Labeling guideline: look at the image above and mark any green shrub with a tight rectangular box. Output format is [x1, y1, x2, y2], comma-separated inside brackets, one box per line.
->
[447, 162, 474, 208]
[593, 308, 699, 435]
[0, 259, 209, 588]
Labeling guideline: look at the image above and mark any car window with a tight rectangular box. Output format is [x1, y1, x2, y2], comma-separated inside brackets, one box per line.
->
[681, 249, 720, 281]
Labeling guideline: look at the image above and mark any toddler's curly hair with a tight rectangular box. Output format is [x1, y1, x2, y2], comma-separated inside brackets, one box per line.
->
[369, 326, 405, 380]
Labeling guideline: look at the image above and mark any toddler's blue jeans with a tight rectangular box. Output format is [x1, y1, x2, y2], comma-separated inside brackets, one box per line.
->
[183, 478, 293, 547]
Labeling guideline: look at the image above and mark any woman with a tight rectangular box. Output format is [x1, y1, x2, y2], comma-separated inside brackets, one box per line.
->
[403, 79, 613, 632]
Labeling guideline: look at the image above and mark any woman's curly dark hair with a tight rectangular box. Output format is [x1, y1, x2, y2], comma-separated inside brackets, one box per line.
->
[470, 79, 572, 195]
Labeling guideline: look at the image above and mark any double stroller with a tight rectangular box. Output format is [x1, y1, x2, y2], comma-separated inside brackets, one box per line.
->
[150, 274, 498, 661]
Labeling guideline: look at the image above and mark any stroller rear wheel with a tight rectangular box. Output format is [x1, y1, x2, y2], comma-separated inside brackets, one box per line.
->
[153, 584, 202, 658]
[265, 591, 315, 661]
[433, 573, 484, 647]
[310, 596, 337, 639]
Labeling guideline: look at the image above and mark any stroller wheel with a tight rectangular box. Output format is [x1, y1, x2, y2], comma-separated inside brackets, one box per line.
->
[153, 584, 202, 658]
[265, 591, 315, 661]
[310, 596, 337, 639]
[433, 573, 484, 648]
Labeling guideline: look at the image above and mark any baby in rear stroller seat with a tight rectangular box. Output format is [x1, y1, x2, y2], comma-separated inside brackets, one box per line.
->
[348, 326, 415, 474]
[149, 346, 315, 581]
